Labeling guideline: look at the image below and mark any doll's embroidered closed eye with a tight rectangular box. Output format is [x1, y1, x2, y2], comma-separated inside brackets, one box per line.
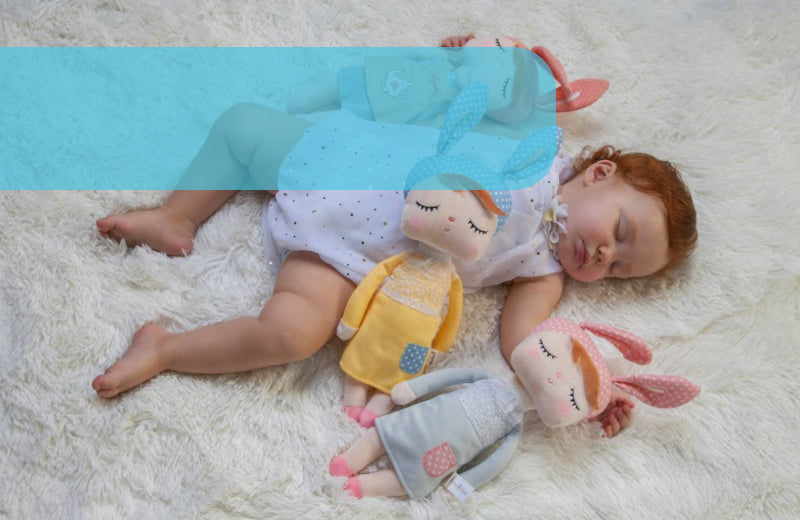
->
[468, 219, 488, 235]
[538, 338, 557, 359]
[415, 201, 440, 212]
[501, 78, 510, 99]
[569, 387, 580, 411]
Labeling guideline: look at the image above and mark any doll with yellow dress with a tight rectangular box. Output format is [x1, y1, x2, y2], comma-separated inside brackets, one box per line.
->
[335, 82, 562, 428]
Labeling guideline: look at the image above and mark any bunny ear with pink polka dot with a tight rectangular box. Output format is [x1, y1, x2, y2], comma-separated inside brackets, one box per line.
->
[612, 374, 701, 408]
[580, 322, 652, 365]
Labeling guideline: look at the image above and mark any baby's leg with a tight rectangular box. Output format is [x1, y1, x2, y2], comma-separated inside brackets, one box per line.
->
[97, 103, 310, 255]
[358, 392, 395, 428]
[342, 375, 370, 422]
[92, 251, 353, 398]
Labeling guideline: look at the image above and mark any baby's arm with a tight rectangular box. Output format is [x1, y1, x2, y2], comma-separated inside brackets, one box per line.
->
[440, 33, 475, 47]
[499, 272, 564, 364]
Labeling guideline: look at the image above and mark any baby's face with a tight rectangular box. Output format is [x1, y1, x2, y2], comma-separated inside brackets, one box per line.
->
[556, 160, 670, 282]
[401, 190, 497, 261]
[511, 331, 589, 428]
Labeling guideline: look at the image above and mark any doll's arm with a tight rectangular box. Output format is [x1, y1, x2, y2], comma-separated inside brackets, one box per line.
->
[338, 253, 406, 339]
[458, 426, 522, 491]
[431, 276, 463, 352]
[391, 367, 491, 405]
[499, 273, 564, 364]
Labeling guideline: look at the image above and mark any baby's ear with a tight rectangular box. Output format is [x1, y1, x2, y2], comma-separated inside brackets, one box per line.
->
[436, 82, 490, 155]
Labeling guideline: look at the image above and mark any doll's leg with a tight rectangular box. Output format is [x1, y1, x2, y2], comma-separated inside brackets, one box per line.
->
[286, 73, 340, 114]
[358, 392, 395, 428]
[351, 470, 406, 498]
[97, 103, 310, 256]
[342, 375, 370, 422]
[329, 427, 385, 477]
[330, 428, 406, 498]
[92, 251, 354, 398]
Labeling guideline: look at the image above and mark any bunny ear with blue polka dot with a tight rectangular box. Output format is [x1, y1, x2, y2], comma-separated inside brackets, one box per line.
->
[436, 82, 490, 156]
[501, 126, 563, 182]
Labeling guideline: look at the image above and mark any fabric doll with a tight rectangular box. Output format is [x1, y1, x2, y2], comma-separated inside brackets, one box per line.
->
[463, 36, 609, 115]
[287, 37, 607, 126]
[329, 318, 701, 500]
[335, 82, 562, 428]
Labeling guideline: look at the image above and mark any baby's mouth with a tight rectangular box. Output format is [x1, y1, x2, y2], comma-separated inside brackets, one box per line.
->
[577, 240, 588, 267]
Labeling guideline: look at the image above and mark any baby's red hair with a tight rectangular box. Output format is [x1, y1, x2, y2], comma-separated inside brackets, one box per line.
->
[572, 146, 698, 275]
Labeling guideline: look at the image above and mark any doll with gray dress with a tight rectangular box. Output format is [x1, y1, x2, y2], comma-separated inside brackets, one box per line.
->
[329, 318, 700, 499]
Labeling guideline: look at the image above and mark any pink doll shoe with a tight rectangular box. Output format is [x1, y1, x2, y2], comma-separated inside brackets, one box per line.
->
[344, 476, 363, 499]
[342, 405, 364, 422]
[530, 46, 609, 113]
[329, 456, 353, 477]
[358, 409, 378, 428]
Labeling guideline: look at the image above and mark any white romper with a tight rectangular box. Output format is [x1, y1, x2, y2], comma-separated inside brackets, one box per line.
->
[261, 153, 573, 292]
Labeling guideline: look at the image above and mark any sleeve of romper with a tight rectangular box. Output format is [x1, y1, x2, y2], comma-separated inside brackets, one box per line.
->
[458, 426, 522, 491]
[390, 367, 489, 405]
[338, 253, 406, 334]
[431, 275, 463, 352]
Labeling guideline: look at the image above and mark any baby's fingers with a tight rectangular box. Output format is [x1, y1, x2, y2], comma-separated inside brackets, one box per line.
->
[440, 33, 475, 47]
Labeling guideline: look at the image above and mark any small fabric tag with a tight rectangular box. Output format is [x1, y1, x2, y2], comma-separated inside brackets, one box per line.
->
[426, 349, 447, 370]
[444, 472, 474, 501]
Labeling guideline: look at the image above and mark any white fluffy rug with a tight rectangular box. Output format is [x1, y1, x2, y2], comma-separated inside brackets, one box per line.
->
[2, 1, 799, 519]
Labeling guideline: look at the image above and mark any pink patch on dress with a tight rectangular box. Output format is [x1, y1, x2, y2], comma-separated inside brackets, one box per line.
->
[423, 443, 457, 478]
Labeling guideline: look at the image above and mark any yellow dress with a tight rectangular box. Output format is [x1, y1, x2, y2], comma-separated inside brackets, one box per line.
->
[338, 250, 463, 394]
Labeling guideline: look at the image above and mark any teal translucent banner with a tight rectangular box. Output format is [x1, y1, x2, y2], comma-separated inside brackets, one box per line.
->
[0, 47, 557, 190]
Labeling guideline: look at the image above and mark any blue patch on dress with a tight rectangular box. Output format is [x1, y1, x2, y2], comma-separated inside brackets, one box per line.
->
[399, 343, 429, 374]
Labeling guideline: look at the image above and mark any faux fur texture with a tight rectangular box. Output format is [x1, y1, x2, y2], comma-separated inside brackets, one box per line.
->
[1, 1, 799, 519]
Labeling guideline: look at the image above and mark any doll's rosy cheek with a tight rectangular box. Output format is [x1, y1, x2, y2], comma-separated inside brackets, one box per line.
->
[406, 216, 422, 229]
[558, 403, 572, 417]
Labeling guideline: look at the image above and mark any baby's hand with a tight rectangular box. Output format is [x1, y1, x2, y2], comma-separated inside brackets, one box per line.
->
[591, 388, 635, 438]
[440, 33, 475, 47]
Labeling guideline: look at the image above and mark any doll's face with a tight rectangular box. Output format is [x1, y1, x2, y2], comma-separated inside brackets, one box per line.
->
[460, 39, 520, 111]
[401, 189, 497, 261]
[510, 331, 590, 428]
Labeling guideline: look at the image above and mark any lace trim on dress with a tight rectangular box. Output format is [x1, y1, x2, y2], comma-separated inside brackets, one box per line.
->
[542, 194, 568, 260]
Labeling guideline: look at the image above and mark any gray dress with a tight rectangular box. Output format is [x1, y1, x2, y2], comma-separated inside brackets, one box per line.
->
[375, 368, 524, 500]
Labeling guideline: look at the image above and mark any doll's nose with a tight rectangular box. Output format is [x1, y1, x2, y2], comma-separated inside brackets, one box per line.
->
[448, 216, 456, 222]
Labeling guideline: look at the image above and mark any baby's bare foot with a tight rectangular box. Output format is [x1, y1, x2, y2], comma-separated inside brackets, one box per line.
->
[97, 207, 197, 256]
[92, 324, 170, 398]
